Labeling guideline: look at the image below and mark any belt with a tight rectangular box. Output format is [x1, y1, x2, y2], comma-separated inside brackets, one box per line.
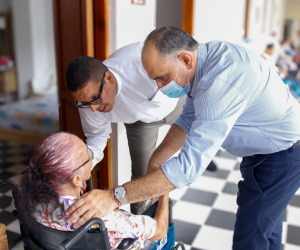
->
[252, 140, 300, 158]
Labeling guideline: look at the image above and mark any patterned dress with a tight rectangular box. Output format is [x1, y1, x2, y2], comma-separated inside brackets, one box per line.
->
[33, 195, 157, 249]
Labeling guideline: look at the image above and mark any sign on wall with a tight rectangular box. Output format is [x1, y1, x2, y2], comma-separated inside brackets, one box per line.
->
[131, 0, 145, 5]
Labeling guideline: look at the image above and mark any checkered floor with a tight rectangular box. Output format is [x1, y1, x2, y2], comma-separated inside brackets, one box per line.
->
[0, 141, 35, 249]
[1, 141, 300, 250]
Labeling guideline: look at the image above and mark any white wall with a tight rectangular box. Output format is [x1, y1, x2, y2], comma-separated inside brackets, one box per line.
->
[109, 0, 157, 53]
[29, 0, 56, 79]
[12, 0, 56, 99]
[193, 0, 246, 44]
[247, 0, 264, 40]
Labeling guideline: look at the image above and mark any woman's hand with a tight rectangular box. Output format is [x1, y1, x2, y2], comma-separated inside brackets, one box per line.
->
[65, 189, 118, 228]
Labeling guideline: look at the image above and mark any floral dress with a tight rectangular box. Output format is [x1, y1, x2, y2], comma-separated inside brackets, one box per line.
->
[33, 195, 157, 249]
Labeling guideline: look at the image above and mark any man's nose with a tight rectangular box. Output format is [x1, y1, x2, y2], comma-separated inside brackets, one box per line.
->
[90, 104, 99, 112]
[156, 80, 165, 89]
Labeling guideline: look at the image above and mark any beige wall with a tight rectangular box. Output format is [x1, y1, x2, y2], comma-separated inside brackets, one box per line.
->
[285, 1, 300, 48]
[285, 2, 300, 20]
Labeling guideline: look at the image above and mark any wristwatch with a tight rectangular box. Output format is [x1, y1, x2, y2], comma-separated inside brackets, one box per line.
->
[113, 186, 127, 206]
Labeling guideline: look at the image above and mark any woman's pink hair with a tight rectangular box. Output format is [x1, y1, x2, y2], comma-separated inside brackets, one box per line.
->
[29, 131, 84, 192]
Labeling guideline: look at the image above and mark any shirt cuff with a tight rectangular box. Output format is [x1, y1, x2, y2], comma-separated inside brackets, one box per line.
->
[90, 150, 104, 170]
[161, 158, 190, 189]
[173, 116, 190, 134]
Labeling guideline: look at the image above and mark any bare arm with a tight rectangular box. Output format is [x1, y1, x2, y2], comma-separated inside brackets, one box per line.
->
[147, 124, 187, 174]
[148, 194, 169, 241]
[124, 168, 175, 204]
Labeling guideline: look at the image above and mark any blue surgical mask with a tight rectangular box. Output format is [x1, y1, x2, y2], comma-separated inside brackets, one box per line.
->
[160, 58, 191, 98]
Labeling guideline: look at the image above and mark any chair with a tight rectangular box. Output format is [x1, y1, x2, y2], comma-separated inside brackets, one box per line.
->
[0, 179, 182, 250]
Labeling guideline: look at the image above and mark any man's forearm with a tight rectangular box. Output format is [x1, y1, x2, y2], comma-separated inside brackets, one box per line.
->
[151, 124, 186, 164]
[124, 168, 175, 204]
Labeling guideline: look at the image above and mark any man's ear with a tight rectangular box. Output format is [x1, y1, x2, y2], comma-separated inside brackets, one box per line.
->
[72, 174, 82, 188]
[106, 71, 115, 85]
[179, 52, 194, 69]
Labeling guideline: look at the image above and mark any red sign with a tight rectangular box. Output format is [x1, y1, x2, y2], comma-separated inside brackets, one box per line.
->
[131, 0, 145, 5]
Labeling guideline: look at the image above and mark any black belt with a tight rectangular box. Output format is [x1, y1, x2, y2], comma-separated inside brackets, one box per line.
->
[252, 140, 300, 158]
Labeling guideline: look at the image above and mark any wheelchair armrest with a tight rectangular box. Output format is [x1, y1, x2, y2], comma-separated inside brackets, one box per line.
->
[59, 218, 106, 250]
[117, 238, 136, 250]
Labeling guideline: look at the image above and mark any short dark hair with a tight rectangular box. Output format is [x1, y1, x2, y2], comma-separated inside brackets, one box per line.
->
[266, 44, 274, 50]
[66, 56, 107, 92]
[143, 26, 198, 57]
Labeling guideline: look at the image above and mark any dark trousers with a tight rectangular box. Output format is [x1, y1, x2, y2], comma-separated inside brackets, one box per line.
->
[233, 145, 300, 250]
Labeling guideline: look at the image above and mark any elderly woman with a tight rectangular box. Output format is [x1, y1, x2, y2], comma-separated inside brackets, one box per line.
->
[17, 132, 168, 249]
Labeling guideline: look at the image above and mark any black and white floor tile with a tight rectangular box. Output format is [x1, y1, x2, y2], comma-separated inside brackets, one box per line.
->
[1, 141, 300, 250]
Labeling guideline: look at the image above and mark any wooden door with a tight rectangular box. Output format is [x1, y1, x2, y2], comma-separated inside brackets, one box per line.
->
[93, 0, 111, 190]
[53, 0, 110, 189]
[182, 0, 194, 36]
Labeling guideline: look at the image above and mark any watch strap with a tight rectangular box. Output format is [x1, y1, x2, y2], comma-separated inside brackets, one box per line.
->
[112, 187, 122, 207]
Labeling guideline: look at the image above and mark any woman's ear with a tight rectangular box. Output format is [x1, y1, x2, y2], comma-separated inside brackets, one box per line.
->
[72, 174, 82, 188]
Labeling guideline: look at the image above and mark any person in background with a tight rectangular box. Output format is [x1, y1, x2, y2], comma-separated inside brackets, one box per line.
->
[265, 44, 275, 57]
[261, 44, 276, 67]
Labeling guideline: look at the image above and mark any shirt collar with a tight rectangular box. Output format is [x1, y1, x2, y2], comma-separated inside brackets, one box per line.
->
[108, 68, 122, 97]
[189, 43, 207, 98]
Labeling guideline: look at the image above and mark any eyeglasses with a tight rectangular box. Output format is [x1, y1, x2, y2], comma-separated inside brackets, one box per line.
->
[72, 148, 94, 173]
[75, 69, 109, 108]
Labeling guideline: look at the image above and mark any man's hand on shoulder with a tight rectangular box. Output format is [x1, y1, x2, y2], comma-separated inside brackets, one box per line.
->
[65, 189, 118, 229]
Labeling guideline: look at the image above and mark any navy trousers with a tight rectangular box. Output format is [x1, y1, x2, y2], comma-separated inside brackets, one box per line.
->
[232, 145, 300, 250]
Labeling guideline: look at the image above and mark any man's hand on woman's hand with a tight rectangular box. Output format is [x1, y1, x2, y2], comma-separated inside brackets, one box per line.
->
[65, 189, 118, 229]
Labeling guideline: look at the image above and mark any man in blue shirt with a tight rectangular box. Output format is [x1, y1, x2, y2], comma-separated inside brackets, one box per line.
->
[66, 27, 300, 249]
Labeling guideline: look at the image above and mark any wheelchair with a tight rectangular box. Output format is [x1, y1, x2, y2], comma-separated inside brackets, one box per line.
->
[0, 179, 184, 250]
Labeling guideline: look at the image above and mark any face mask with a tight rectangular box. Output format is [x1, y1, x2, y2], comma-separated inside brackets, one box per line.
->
[160, 58, 191, 98]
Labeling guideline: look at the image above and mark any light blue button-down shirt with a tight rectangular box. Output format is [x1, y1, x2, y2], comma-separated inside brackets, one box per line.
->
[162, 41, 300, 189]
